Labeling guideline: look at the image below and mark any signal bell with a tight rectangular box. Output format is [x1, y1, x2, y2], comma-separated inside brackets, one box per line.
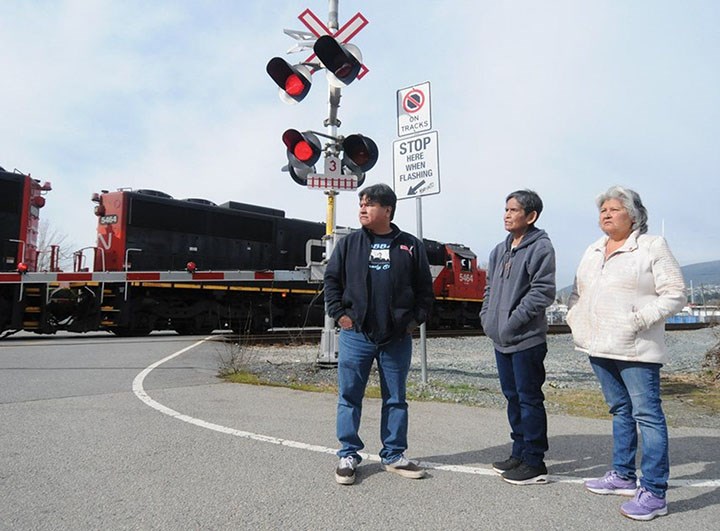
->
[313, 35, 362, 88]
[282, 129, 323, 185]
[266, 57, 312, 104]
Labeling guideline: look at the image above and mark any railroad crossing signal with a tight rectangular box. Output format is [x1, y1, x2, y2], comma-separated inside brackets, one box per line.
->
[342, 134, 378, 173]
[267, 7, 375, 191]
[296, 9, 369, 79]
[282, 129, 322, 185]
[314, 35, 362, 87]
[266, 57, 312, 104]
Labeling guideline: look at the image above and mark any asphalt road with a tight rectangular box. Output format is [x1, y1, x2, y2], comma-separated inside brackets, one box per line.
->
[1, 332, 718, 530]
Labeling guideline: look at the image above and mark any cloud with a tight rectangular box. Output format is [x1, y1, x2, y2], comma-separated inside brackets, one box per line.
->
[1, 0, 718, 288]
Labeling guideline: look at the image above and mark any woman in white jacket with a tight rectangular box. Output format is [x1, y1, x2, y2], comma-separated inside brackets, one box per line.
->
[566, 186, 685, 521]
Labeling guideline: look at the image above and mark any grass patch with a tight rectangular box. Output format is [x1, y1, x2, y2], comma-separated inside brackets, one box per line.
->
[223, 370, 383, 397]
[661, 374, 720, 416]
[221, 368, 719, 427]
[224, 370, 335, 393]
[545, 388, 610, 419]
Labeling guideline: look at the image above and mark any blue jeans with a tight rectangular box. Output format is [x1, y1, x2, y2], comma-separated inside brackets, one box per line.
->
[495, 342, 548, 468]
[589, 356, 669, 498]
[336, 329, 412, 464]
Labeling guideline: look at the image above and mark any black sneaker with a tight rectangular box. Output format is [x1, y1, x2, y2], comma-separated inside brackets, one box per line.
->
[492, 456, 522, 474]
[335, 456, 358, 485]
[501, 462, 548, 485]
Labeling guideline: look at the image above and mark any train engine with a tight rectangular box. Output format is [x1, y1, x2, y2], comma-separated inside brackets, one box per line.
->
[0, 168, 52, 333]
[425, 240, 485, 328]
[89, 189, 328, 335]
[1, 178, 487, 337]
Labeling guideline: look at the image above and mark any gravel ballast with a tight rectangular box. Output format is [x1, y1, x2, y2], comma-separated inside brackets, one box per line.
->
[214, 327, 719, 428]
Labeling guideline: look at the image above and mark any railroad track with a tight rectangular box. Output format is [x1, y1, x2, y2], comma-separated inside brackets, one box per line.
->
[210, 324, 572, 345]
[208, 321, 711, 345]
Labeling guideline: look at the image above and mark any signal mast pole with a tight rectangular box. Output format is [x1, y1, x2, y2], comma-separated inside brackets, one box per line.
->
[267, 0, 374, 365]
[319, 0, 341, 365]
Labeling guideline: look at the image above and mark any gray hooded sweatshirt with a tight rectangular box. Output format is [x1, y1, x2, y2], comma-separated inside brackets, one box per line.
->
[480, 226, 556, 353]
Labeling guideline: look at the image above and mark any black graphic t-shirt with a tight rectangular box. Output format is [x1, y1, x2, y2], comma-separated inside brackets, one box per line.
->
[364, 236, 393, 344]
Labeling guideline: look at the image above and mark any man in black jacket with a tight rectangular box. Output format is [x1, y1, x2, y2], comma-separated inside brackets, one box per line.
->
[324, 183, 434, 485]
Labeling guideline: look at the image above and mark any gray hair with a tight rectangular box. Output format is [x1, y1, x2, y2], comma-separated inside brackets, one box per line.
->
[596, 185, 648, 234]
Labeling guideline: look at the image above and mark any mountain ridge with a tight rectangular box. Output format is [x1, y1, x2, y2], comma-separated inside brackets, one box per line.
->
[557, 260, 719, 300]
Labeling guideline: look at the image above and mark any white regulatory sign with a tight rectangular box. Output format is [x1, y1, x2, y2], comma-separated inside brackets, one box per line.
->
[397, 81, 431, 137]
[392, 131, 440, 200]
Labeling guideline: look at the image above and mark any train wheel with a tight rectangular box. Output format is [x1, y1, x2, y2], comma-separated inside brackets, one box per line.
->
[174, 315, 216, 335]
[174, 325, 215, 336]
[111, 326, 151, 337]
[111, 312, 153, 337]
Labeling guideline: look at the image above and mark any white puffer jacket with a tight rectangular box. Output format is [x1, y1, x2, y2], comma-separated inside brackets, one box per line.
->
[566, 231, 686, 364]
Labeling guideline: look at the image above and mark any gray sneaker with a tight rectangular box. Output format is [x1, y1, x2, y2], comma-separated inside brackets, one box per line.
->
[335, 456, 358, 485]
[382, 455, 426, 479]
[584, 470, 637, 496]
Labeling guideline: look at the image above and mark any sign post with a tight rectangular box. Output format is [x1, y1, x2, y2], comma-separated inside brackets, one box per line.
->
[393, 81, 441, 384]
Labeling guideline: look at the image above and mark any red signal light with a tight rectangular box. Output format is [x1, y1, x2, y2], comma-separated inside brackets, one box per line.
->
[313, 36, 362, 87]
[342, 134, 379, 173]
[281, 129, 322, 186]
[285, 74, 306, 97]
[186, 261, 197, 273]
[335, 63, 354, 79]
[266, 57, 312, 104]
[293, 141, 315, 162]
[18, 263, 29, 274]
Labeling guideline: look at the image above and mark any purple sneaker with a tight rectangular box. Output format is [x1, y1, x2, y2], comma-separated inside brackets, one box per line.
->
[620, 487, 668, 521]
[584, 470, 637, 496]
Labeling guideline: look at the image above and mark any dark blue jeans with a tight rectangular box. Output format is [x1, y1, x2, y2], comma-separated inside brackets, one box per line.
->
[336, 329, 412, 464]
[495, 342, 548, 467]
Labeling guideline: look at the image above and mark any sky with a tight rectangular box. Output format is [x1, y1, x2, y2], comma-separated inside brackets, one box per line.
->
[1, 0, 718, 287]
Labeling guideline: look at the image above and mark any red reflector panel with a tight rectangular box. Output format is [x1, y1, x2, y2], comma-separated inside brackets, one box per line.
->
[57, 273, 93, 282]
[127, 273, 162, 281]
[192, 272, 224, 280]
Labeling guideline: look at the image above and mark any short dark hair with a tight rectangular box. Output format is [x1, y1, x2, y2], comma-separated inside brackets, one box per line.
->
[359, 183, 397, 220]
[506, 189, 543, 223]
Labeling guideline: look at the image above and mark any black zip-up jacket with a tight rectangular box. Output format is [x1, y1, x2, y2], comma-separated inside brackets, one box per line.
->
[324, 224, 434, 342]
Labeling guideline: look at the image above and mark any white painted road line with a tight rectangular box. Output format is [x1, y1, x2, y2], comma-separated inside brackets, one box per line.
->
[132, 339, 720, 488]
